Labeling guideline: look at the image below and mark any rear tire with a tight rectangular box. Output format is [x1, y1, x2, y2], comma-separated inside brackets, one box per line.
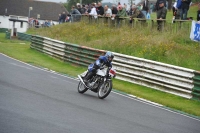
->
[98, 81, 112, 99]
[77, 81, 88, 94]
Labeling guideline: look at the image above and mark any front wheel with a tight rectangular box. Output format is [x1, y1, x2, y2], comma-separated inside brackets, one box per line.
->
[98, 80, 112, 99]
[77, 81, 88, 94]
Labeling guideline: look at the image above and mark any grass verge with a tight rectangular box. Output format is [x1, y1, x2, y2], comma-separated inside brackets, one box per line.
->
[26, 4, 200, 71]
[0, 33, 200, 117]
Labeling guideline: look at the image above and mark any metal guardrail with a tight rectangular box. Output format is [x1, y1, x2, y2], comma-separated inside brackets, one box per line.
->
[0, 28, 8, 33]
[31, 35, 105, 66]
[17, 32, 32, 41]
[29, 35, 200, 100]
[193, 71, 200, 100]
[112, 52, 194, 99]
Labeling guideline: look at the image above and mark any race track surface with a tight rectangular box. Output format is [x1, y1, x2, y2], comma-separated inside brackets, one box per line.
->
[0, 54, 199, 133]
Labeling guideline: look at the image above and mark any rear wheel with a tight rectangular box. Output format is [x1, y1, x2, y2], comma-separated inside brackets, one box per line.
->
[77, 81, 88, 94]
[98, 81, 112, 99]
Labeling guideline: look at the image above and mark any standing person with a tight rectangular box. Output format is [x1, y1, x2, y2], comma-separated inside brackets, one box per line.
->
[77, 4, 82, 14]
[124, 3, 127, 10]
[115, 5, 127, 27]
[197, 3, 200, 21]
[180, 0, 191, 20]
[130, 5, 145, 23]
[176, 0, 182, 19]
[60, 12, 66, 23]
[156, 0, 166, 11]
[142, 0, 149, 18]
[157, 1, 167, 31]
[97, 2, 104, 15]
[172, 0, 177, 23]
[111, 5, 118, 20]
[71, 6, 81, 22]
[89, 3, 98, 19]
[85, 5, 91, 14]
[58, 14, 61, 24]
[149, 3, 154, 14]
[104, 5, 112, 17]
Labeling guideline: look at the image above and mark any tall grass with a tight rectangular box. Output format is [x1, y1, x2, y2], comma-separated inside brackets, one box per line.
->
[27, 5, 200, 70]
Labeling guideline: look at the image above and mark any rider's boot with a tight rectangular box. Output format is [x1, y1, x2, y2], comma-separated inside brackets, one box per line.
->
[83, 72, 93, 85]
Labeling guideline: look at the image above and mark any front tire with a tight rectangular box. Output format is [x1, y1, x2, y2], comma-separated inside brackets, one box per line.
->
[98, 81, 112, 99]
[77, 81, 88, 94]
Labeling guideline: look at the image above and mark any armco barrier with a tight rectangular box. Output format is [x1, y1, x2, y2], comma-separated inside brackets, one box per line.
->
[31, 35, 105, 67]
[0, 28, 8, 33]
[5, 31, 11, 39]
[112, 52, 194, 99]
[17, 32, 31, 42]
[29, 35, 199, 100]
[192, 71, 200, 100]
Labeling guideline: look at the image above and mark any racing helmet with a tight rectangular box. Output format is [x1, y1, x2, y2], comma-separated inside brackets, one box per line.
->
[105, 51, 114, 60]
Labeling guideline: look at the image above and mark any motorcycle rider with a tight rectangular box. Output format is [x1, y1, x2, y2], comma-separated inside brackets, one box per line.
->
[83, 51, 114, 85]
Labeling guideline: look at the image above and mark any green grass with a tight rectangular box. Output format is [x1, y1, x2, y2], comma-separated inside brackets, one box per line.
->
[0, 34, 85, 76]
[0, 33, 200, 117]
[26, 4, 200, 71]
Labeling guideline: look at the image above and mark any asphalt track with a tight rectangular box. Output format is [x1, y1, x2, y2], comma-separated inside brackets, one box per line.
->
[0, 53, 200, 133]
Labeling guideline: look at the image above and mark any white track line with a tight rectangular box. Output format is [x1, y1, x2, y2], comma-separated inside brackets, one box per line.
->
[1, 53, 200, 122]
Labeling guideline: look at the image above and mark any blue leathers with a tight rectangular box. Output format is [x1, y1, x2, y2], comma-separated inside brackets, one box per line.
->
[98, 56, 112, 68]
[85, 55, 112, 82]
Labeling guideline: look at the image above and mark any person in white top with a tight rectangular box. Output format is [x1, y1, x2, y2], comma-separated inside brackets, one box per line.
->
[89, 3, 98, 19]
[104, 5, 112, 17]
[172, 0, 177, 23]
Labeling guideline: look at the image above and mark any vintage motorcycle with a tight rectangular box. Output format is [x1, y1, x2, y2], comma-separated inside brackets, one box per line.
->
[77, 63, 116, 99]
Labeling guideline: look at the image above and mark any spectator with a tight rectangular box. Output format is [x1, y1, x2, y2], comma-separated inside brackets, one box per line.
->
[44, 20, 50, 27]
[60, 12, 66, 23]
[66, 15, 71, 22]
[77, 4, 82, 14]
[172, 0, 178, 23]
[71, 6, 81, 22]
[104, 5, 112, 17]
[58, 14, 62, 24]
[81, 5, 86, 14]
[97, 2, 104, 15]
[197, 3, 200, 21]
[180, 0, 191, 20]
[156, 0, 166, 11]
[176, 0, 182, 19]
[142, 0, 149, 18]
[115, 5, 127, 27]
[140, 4, 143, 10]
[166, 0, 168, 9]
[150, 3, 154, 14]
[111, 5, 118, 15]
[130, 5, 145, 23]
[89, 3, 98, 19]
[124, 3, 127, 10]
[35, 19, 40, 28]
[130, 5, 145, 19]
[85, 5, 91, 14]
[157, 1, 167, 31]
[111, 5, 118, 20]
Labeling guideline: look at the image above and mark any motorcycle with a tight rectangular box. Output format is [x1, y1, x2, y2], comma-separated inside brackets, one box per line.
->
[77, 63, 116, 99]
